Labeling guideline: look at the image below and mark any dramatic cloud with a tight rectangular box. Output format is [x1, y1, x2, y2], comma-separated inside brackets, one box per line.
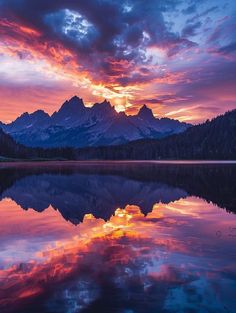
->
[0, 0, 236, 123]
[1, 197, 235, 312]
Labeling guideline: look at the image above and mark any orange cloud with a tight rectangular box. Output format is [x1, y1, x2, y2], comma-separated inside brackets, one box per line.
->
[1, 196, 235, 312]
[0, 16, 236, 124]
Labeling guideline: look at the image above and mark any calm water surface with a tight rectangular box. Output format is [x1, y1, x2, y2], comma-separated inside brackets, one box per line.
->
[0, 161, 236, 313]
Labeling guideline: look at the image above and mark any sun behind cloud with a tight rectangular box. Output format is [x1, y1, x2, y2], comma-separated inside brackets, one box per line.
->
[0, 0, 236, 123]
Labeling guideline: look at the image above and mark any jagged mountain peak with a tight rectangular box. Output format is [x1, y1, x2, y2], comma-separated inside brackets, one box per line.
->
[32, 109, 49, 116]
[138, 104, 155, 120]
[117, 111, 127, 118]
[101, 99, 110, 105]
[91, 100, 117, 120]
[58, 96, 85, 112]
[10, 112, 32, 125]
[18, 112, 29, 118]
[1, 95, 191, 148]
[93, 99, 112, 110]
[51, 96, 86, 125]
[18, 109, 49, 120]
[4, 108, 51, 133]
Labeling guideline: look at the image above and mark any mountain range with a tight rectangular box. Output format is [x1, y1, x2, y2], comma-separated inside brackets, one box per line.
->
[0, 105, 235, 160]
[77, 109, 236, 160]
[0, 96, 190, 148]
[1, 164, 236, 224]
[0, 110, 236, 160]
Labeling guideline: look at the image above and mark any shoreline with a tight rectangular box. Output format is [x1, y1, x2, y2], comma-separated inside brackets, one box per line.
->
[1, 159, 236, 168]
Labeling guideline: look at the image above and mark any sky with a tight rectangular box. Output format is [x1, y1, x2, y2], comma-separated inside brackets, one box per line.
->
[0, 0, 236, 124]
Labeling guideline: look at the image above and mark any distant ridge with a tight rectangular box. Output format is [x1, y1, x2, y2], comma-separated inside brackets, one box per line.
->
[0, 108, 236, 160]
[0, 128, 75, 160]
[0, 96, 190, 148]
[76, 109, 236, 160]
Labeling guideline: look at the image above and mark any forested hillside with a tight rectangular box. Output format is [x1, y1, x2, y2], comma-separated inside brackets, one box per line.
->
[76, 109, 236, 160]
[1, 109, 236, 160]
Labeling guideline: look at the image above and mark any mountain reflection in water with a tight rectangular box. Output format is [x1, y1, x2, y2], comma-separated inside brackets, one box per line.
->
[0, 162, 236, 313]
[0, 162, 236, 222]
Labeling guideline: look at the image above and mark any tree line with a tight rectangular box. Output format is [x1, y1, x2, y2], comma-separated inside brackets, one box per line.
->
[1, 109, 236, 160]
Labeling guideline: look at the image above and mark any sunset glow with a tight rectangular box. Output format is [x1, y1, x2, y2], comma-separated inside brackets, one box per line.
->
[0, 1, 236, 123]
[0, 1, 236, 305]
[0, 162, 236, 312]
[0, 197, 236, 311]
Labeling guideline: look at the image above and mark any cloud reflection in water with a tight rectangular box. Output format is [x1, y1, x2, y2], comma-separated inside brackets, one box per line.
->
[0, 197, 236, 313]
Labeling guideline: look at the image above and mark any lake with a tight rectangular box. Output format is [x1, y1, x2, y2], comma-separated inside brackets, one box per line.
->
[0, 161, 236, 313]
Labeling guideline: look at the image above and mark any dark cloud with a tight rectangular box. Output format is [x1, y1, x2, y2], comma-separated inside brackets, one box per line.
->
[1, 0, 236, 122]
[182, 4, 197, 15]
[171, 59, 236, 110]
[131, 94, 191, 108]
[181, 5, 220, 39]
[167, 37, 197, 56]
[153, 94, 189, 103]
[0, 0, 196, 85]
[207, 13, 236, 57]
[182, 22, 202, 37]
[217, 41, 236, 55]
[182, 21, 202, 37]
[186, 6, 218, 24]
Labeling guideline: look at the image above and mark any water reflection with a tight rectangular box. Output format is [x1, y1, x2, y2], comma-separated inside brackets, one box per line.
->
[0, 162, 236, 223]
[0, 162, 236, 313]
